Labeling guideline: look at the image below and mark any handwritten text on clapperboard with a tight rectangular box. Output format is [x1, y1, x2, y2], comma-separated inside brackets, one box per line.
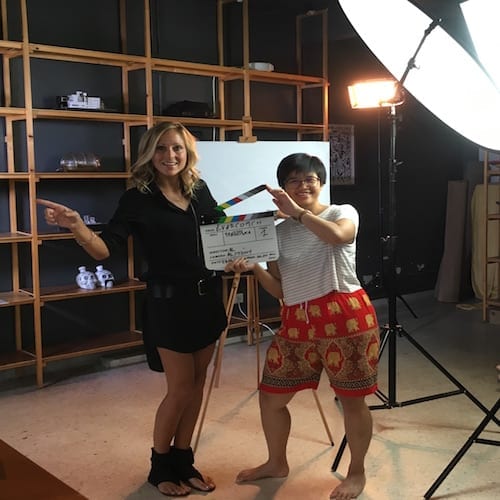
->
[200, 213, 278, 271]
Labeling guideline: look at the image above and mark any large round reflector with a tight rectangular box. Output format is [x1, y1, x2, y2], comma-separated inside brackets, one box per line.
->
[339, 0, 500, 151]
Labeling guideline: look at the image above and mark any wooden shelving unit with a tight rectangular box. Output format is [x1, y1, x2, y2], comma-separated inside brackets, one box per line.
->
[482, 151, 500, 321]
[216, 0, 328, 142]
[0, 0, 328, 386]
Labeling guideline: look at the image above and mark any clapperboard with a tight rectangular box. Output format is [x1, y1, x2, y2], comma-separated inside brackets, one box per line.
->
[200, 185, 279, 271]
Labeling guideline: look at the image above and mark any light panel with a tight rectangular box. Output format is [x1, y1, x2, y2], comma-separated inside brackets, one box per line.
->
[348, 79, 401, 109]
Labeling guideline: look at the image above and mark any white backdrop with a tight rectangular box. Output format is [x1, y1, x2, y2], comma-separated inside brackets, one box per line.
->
[196, 141, 330, 215]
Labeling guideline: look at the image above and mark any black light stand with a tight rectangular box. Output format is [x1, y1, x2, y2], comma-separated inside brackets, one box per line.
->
[423, 397, 500, 498]
[332, 19, 499, 474]
[370, 107, 418, 321]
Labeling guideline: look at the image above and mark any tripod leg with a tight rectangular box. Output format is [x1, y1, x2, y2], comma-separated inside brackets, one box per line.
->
[423, 398, 500, 499]
[312, 390, 334, 446]
[194, 273, 241, 451]
[401, 329, 499, 423]
[396, 294, 418, 318]
[331, 435, 348, 471]
[214, 273, 241, 387]
[248, 275, 262, 387]
[378, 325, 390, 355]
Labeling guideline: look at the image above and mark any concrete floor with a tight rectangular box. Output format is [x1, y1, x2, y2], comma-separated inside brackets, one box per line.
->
[0, 291, 499, 500]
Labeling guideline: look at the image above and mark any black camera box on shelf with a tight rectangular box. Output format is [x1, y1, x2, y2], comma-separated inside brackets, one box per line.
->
[163, 100, 213, 118]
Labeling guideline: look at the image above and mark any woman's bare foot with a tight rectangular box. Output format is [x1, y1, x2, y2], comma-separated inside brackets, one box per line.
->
[183, 474, 215, 492]
[330, 472, 366, 499]
[157, 480, 191, 497]
[236, 461, 289, 483]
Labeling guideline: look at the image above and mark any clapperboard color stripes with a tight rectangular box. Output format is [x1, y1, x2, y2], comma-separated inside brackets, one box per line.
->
[200, 185, 279, 270]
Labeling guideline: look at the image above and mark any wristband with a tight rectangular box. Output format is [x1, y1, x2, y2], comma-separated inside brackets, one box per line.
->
[293, 209, 310, 224]
[299, 209, 311, 223]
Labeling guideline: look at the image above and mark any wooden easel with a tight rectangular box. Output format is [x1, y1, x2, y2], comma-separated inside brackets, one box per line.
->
[194, 272, 241, 451]
[193, 272, 334, 451]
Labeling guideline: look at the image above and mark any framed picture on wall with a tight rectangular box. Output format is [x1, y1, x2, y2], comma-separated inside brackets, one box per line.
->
[329, 124, 355, 185]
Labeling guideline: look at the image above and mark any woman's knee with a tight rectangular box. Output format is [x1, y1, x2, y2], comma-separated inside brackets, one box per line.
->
[259, 390, 295, 410]
[336, 394, 368, 413]
[165, 380, 198, 404]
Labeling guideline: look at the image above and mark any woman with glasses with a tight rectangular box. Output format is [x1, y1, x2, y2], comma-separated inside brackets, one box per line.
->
[225, 152, 380, 500]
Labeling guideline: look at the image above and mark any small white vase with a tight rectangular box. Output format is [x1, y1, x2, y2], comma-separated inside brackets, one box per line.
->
[76, 266, 97, 290]
[95, 265, 114, 288]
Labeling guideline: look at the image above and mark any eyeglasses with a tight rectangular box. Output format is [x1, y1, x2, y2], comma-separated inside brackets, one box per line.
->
[285, 176, 320, 188]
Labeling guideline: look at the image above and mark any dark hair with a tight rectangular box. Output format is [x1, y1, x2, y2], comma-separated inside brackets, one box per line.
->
[276, 153, 327, 187]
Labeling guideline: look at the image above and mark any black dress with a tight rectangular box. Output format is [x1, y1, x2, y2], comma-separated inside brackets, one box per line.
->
[100, 180, 227, 370]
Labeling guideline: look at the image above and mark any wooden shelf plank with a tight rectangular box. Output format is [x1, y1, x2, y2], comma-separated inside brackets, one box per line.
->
[37, 231, 79, 242]
[0, 232, 32, 243]
[32, 108, 148, 123]
[33, 279, 146, 302]
[29, 43, 147, 68]
[152, 57, 243, 79]
[154, 115, 243, 128]
[245, 69, 326, 85]
[41, 330, 143, 362]
[0, 106, 26, 117]
[0, 39, 23, 53]
[0, 350, 36, 371]
[0, 172, 30, 180]
[36, 172, 130, 180]
[0, 291, 34, 307]
[253, 120, 325, 132]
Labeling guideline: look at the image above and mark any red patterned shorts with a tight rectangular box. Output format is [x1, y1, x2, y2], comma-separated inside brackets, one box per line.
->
[260, 288, 380, 397]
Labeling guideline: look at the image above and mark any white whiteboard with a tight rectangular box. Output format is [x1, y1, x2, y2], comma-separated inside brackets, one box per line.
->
[196, 141, 330, 215]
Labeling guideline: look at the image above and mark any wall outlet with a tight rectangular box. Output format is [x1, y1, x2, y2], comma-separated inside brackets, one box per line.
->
[489, 309, 500, 325]
[362, 274, 373, 285]
[235, 293, 244, 304]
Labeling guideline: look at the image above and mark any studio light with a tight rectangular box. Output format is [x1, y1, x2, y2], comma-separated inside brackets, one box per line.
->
[338, 0, 500, 151]
[347, 79, 403, 109]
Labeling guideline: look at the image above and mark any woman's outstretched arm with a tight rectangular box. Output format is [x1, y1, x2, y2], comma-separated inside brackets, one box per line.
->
[36, 198, 110, 261]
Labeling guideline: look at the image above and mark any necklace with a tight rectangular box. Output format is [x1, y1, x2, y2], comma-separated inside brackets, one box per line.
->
[160, 188, 189, 210]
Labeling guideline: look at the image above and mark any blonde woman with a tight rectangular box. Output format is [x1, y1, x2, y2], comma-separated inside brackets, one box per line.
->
[38, 122, 227, 497]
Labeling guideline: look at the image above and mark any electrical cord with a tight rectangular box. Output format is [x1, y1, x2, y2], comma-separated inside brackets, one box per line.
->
[233, 302, 277, 337]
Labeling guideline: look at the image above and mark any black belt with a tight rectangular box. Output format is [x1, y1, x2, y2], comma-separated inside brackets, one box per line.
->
[148, 274, 217, 298]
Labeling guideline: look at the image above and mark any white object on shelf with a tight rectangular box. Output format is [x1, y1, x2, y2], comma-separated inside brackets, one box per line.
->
[95, 265, 114, 288]
[76, 266, 97, 290]
[248, 62, 274, 71]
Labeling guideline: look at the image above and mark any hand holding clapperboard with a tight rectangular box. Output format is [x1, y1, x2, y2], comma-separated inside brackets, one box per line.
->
[199, 184, 279, 270]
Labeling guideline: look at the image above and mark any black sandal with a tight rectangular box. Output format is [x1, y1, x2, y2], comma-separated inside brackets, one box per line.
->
[171, 446, 216, 492]
[147, 448, 190, 497]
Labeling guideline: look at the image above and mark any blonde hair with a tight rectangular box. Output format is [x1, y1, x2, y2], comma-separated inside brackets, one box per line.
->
[130, 121, 201, 196]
